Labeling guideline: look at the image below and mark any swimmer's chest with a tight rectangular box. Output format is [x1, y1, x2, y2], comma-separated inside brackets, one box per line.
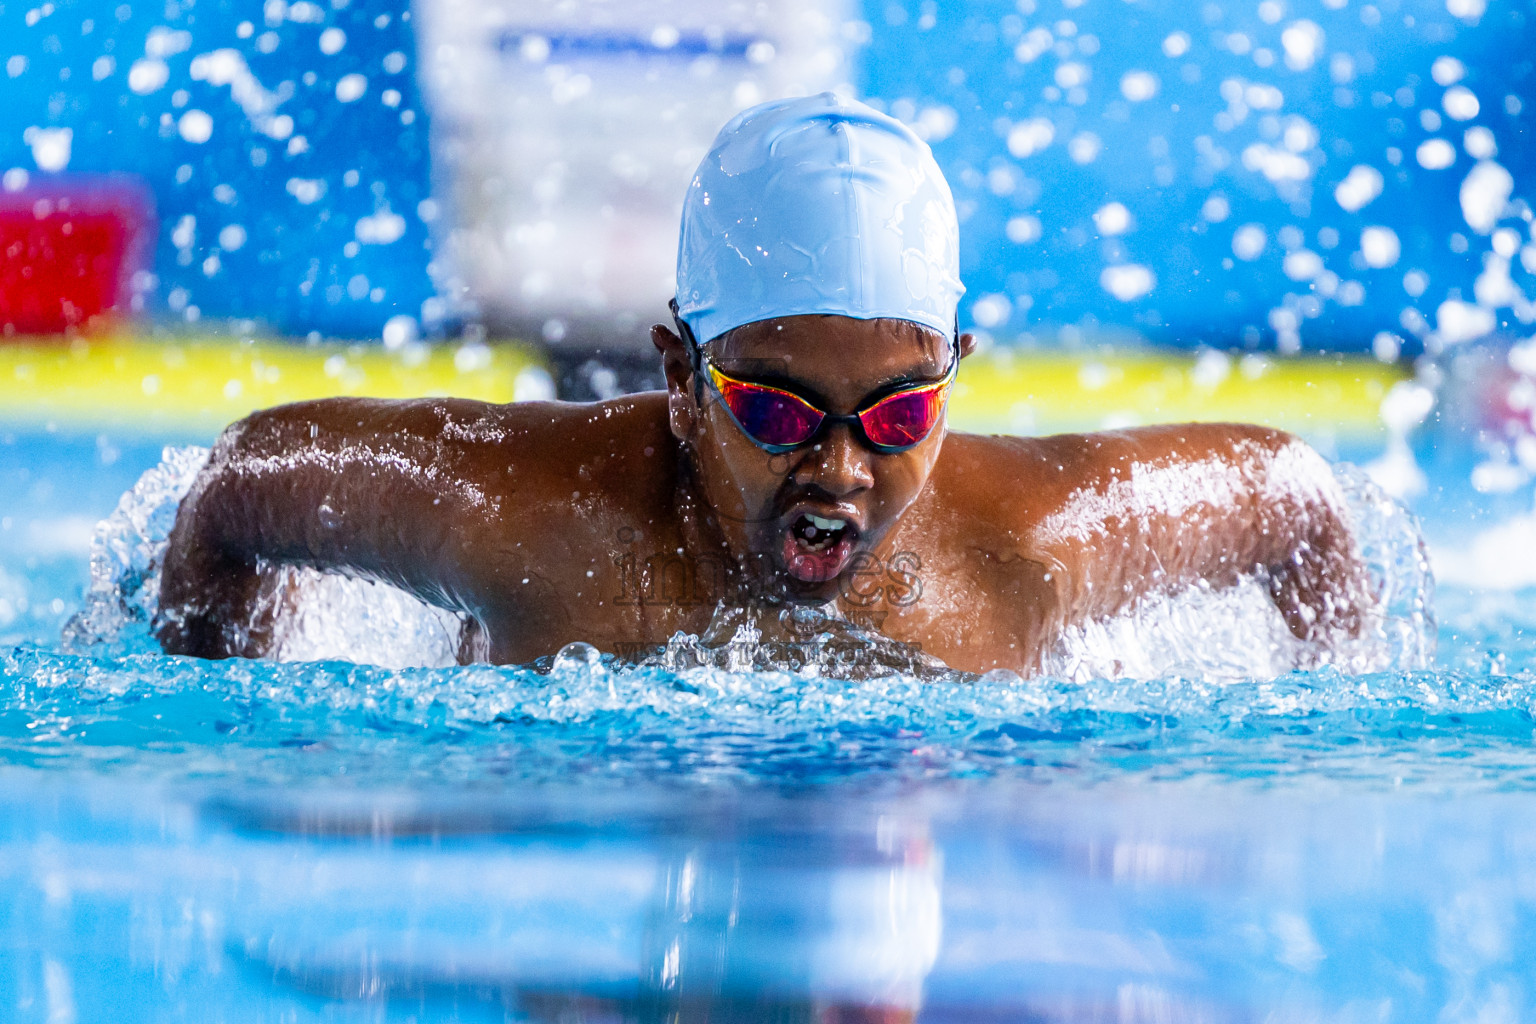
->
[832, 540, 1059, 674]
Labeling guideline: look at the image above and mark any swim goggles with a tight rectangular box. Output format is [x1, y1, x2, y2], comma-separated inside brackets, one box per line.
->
[671, 302, 958, 455]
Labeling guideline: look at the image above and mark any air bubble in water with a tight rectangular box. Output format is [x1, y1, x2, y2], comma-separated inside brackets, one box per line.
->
[552, 641, 605, 676]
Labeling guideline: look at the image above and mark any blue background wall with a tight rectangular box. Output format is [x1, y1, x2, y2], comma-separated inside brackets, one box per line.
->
[0, 0, 434, 337]
[1, 0, 1532, 351]
[862, 0, 1536, 354]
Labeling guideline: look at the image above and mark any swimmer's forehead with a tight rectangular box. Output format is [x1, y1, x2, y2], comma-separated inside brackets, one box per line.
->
[707, 315, 951, 396]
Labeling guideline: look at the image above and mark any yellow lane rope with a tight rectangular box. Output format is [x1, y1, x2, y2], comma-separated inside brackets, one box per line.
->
[0, 336, 550, 434]
[0, 335, 1403, 439]
[949, 348, 1403, 439]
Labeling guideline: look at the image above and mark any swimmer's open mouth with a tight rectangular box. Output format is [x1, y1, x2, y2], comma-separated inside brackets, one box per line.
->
[781, 509, 861, 584]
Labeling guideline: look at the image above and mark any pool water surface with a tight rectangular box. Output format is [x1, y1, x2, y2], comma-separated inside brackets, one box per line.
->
[3, 425, 1536, 1022]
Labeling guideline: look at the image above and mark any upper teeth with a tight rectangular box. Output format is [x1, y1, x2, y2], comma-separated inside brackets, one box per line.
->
[806, 514, 846, 531]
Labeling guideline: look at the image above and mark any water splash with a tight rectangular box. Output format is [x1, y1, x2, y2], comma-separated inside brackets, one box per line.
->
[64, 446, 466, 668]
[263, 565, 466, 668]
[64, 447, 1435, 682]
[1042, 463, 1434, 683]
[62, 445, 210, 656]
[1337, 461, 1438, 670]
[641, 602, 950, 681]
[5, 635, 1536, 789]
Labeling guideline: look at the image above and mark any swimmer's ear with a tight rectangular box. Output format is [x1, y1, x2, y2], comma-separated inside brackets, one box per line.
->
[957, 332, 979, 360]
[652, 323, 697, 441]
[652, 322, 693, 387]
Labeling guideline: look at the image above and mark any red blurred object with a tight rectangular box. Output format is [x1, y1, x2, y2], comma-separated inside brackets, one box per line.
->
[0, 176, 155, 337]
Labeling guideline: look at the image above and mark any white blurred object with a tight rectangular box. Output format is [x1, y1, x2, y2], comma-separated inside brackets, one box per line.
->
[1434, 512, 1536, 589]
[416, 0, 853, 349]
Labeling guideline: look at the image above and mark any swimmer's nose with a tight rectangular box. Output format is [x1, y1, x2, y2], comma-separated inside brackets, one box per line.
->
[795, 423, 874, 495]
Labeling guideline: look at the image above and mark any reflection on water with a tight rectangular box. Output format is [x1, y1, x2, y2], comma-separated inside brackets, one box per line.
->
[10, 778, 1536, 1021]
[234, 805, 944, 1024]
[637, 823, 939, 1023]
[2, 782, 944, 1023]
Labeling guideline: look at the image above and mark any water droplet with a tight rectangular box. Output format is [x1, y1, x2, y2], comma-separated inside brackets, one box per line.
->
[552, 641, 604, 675]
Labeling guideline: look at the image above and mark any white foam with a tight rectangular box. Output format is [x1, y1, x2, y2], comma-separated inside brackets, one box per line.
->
[1464, 126, 1497, 160]
[1435, 299, 1496, 345]
[1005, 216, 1042, 244]
[189, 49, 292, 141]
[1043, 464, 1435, 682]
[64, 446, 463, 668]
[127, 57, 169, 94]
[1068, 132, 1102, 165]
[69, 450, 1434, 681]
[177, 109, 213, 144]
[1280, 20, 1323, 71]
[1442, 86, 1481, 122]
[335, 73, 367, 103]
[355, 207, 407, 245]
[265, 566, 463, 668]
[1283, 249, 1324, 281]
[1432, 56, 1466, 86]
[25, 127, 71, 172]
[64, 446, 212, 652]
[1241, 143, 1312, 185]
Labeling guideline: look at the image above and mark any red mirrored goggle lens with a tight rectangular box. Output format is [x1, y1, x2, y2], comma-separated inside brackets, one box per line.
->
[710, 369, 824, 448]
[708, 364, 953, 452]
[857, 384, 949, 449]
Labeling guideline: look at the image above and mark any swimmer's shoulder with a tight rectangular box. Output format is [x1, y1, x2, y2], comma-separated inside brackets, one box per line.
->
[934, 423, 1310, 533]
[940, 422, 1301, 474]
[924, 432, 1075, 545]
[223, 393, 680, 521]
[233, 392, 673, 461]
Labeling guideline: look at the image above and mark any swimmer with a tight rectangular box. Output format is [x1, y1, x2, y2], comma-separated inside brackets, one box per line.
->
[157, 93, 1375, 674]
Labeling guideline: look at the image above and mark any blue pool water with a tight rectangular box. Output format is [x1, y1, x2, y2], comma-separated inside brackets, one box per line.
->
[3, 425, 1536, 1021]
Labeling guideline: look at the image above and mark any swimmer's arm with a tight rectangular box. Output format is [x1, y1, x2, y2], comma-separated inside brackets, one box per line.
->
[1019, 424, 1373, 644]
[156, 398, 519, 659]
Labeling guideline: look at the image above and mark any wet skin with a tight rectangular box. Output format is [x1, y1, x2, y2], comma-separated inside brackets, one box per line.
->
[157, 314, 1373, 673]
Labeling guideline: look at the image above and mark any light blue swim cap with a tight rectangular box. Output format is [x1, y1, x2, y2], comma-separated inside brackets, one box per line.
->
[675, 93, 965, 346]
